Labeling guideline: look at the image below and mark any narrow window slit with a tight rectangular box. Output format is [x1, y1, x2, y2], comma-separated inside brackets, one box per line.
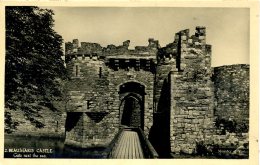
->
[99, 67, 102, 78]
[75, 65, 79, 76]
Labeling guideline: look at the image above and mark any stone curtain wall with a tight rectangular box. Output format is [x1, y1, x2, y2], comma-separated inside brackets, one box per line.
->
[213, 64, 249, 130]
[65, 57, 119, 147]
[169, 27, 215, 154]
[65, 58, 111, 113]
[65, 112, 114, 147]
[65, 40, 156, 147]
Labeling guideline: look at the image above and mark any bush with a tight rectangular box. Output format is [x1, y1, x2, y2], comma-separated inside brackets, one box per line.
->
[215, 117, 248, 134]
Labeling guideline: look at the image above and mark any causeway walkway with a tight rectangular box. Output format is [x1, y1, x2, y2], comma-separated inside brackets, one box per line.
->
[110, 129, 144, 159]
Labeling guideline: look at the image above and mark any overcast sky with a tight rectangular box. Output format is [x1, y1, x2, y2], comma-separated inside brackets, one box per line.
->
[48, 7, 249, 67]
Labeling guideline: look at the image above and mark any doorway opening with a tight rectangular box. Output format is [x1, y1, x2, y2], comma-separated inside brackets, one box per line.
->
[119, 82, 145, 129]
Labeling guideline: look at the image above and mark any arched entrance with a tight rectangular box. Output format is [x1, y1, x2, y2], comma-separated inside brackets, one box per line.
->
[119, 82, 145, 129]
[121, 95, 142, 127]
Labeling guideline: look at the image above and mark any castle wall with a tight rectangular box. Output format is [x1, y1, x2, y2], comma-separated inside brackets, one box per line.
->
[213, 64, 249, 130]
[154, 62, 173, 113]
[108, 69, 154, 135]
[63, 27, 249, 155]
[169, 27, 215, 154]
[65, 47, 155, 147]
[65, 57, 118, 147]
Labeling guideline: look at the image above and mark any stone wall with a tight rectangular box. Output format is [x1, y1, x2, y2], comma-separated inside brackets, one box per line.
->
[212, 64, 249, 131]
[65, 57, 118, 147]
[169, 27, 215, 154]
[64, 40, 156, 147]
[64, 112, 114, 147]
[108, 69, 154, 135]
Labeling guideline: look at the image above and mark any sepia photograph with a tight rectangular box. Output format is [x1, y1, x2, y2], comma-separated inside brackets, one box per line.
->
[1, 2, 258, 163]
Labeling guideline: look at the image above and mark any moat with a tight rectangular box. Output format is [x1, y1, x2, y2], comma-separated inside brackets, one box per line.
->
[4, 135, 108, 158]
[5, 132, 248, 159]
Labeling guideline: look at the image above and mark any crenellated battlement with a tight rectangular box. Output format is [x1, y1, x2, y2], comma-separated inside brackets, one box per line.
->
[65, 38, 159, 72]
[65, 26, 211, 74]
[157, 27, 210, 68]
[65, 39, 159, 59]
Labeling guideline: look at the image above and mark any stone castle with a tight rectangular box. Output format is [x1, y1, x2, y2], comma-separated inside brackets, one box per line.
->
[62, 26, 249, 155]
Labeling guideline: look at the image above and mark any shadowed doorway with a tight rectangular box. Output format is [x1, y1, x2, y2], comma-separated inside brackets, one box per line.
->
[121, 96, 141, 127]
[119, 82, 145, 130]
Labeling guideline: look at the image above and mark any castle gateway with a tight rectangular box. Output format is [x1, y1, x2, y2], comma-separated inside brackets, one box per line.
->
[64, 27, 249, 154]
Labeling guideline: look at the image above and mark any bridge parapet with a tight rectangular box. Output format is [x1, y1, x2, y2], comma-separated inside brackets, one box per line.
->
[108, 127, 158, 159]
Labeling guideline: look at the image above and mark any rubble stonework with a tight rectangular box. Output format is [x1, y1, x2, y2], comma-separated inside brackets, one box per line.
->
[62, 26, 249, 155]
[167, 27, 215, 154]
[65, 39, 157, 147]
[213, 64, 249, 129]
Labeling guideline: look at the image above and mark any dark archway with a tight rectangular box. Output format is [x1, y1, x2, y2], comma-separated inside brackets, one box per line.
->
[119, 82, 145, 95]
[119, 82, 145, 129]
[121, 95, 142, 127]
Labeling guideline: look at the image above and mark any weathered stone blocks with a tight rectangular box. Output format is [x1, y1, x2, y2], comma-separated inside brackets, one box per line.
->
[62, 27, 249, 157]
